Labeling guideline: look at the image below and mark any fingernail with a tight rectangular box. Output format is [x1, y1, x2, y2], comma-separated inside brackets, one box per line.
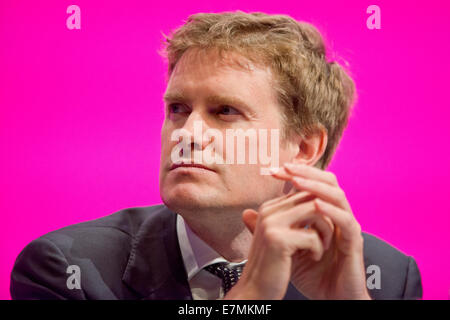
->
[269, 167, 279, 174]
[315, 199, 325, 208]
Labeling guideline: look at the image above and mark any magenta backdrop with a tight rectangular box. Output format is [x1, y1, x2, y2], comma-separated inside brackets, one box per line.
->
[1, 0, 449, 300]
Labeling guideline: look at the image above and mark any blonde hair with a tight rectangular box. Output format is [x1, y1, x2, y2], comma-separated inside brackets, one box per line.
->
[159, 11, 356, 169]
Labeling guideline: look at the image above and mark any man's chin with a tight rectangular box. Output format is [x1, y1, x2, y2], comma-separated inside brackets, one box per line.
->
[160, 185, 217, 212]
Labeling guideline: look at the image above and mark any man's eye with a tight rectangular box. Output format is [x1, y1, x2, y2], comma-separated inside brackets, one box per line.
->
[218, 106, 240, 115]
[168, 103, 188, 114]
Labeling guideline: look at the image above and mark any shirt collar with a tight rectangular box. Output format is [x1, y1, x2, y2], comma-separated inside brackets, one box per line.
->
[176, 214, 246, 280]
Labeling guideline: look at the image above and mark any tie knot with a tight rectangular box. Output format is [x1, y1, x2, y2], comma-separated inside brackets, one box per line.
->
[204, 262, 244, 295]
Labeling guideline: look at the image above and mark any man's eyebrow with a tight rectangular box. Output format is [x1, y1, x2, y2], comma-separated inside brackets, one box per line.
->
[163, 92, 254, 111]
[206, 95, 253, 111]
[163, 92, 187, 103]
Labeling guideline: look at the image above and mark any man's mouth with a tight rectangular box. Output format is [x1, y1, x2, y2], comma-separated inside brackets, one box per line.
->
[170, 162, 216, 172]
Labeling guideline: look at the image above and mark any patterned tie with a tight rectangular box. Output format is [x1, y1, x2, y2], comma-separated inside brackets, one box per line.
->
[204, 262, 244, 295]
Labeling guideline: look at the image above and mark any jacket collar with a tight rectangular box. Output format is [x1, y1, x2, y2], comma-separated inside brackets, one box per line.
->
[122, 205, 193, 299]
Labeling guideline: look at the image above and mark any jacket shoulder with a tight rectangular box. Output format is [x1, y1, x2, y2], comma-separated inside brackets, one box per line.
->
[45, 204, 167, 239]
[11, 204, 170, 299]
[362, 232, 409, 263]
[39, 204, 166, 256]
[362, 232, 422, 299]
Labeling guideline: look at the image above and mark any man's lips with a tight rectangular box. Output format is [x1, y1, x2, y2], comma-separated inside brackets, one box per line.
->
[170, 162, 216, 172]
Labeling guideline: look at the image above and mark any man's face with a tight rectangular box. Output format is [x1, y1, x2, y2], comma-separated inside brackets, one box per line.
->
[159, 48, 298, 216]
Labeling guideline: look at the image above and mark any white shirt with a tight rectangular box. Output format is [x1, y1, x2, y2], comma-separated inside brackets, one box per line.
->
[176, 214, 247, 300]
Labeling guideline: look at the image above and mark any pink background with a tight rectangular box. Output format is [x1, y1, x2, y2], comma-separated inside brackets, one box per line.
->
[1, 0, 449, 300]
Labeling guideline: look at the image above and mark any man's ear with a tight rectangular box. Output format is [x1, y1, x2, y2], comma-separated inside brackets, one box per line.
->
[291, 124, 328, 166]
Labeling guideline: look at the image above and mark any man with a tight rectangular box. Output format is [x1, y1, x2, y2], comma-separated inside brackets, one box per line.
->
[10, 11, 422, 300]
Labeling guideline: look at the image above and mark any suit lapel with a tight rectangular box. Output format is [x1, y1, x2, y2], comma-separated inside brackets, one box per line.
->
[122, 205, 307, 300]
[122, 206, 192, 300]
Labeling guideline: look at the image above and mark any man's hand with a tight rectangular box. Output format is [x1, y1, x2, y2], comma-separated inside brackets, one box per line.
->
[225, 163, 371, 300]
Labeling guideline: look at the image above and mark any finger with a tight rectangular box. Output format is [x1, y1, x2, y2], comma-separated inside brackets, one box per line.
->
[266, 200, 315, 226]
[271, 164, 337, 187]
[267, 201, 335, 250]
[306, 216, 335, 251]
[270, 167, 292, 181]
[285, 228, 324, 261]
[314, 198, 361, 244]
[283, 163, 339, 187]
[260, 191, 315, 218]
[290, 213, 334, 251]
[269, 168, 298, 197]
[242, 209, 258, 233]
[259, 190, 296, 209]
[291, 176, 351, 211]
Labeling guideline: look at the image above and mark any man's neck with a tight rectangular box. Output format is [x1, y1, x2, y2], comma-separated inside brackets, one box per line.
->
[181, 211, 252, 263]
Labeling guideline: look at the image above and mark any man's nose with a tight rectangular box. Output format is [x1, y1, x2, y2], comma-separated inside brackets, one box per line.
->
[180, 111, 211, 151]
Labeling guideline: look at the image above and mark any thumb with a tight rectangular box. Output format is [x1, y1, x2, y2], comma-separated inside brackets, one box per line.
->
[242, 209, 258, 234]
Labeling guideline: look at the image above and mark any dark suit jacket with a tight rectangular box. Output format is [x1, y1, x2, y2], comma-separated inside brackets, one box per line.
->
[10, 205, 423, 300]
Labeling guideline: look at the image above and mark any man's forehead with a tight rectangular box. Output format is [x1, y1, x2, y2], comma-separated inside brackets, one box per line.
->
[171, 47, 270, 77]
[166, 48, 276, 99]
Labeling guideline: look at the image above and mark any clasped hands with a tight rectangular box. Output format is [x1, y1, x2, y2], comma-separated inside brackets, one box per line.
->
[225, 163, 371, 300]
